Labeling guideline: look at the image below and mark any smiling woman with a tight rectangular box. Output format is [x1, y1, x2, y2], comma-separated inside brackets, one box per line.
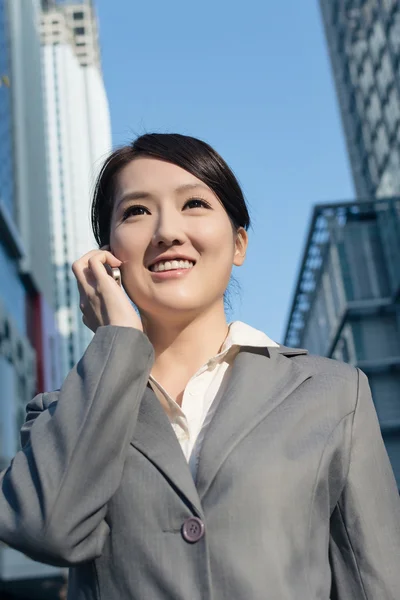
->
[0, 133, 399, 600]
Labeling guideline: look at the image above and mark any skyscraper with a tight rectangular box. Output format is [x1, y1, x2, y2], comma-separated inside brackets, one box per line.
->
[41, 0, 112, 378]
[0, 0, 63, 593]
[319, 0, 400, 198]
[284, 198, 400, 486]
[284, 2, 400, 488]
[0, 0, 31, 463]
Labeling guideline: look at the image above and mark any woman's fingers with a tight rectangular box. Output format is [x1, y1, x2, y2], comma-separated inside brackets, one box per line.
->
[72, 248, 121, 272]
[72, 249, 121, 288]
[71, 248, 141, 332]
[88, 252, 121, 286]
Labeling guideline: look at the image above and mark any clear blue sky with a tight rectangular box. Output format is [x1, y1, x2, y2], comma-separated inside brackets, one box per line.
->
[95, 0, 354, 343]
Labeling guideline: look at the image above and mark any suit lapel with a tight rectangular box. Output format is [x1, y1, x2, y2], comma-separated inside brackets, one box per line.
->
[195, 346, 311, 500]
[130, 386, 203, 517]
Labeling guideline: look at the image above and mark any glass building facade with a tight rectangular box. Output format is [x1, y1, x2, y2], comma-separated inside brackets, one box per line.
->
[284, 198, 400, 486]
[0, 0, 33, 446]
[319, 0, 400, 198]
[0, 0, 14, 218]
[0, 0, 63, 594]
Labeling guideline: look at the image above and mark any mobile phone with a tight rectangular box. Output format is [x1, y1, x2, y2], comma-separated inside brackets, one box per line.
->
[111, 267, 122, 286]
[104, 264, 122, 286]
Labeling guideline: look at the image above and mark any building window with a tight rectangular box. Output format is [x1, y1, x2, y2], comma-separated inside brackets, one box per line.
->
[362, 120, 373, 151]
[382, 0, 396, 14]
[389, 15, 400, 54]
[374, 124, 390, 166]
[359, 58, 374, 97]
[384, 87, 400, 132]
[73, 11, 84, 20]
[366, 91, 382, 129]
[376, 52, 393, 98]
[369, 21, 386, 65]
[74, 27, 85, 35]
[368, 153, 379, 184]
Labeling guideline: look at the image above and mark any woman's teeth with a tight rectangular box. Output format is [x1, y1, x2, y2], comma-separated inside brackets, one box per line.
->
[150, 260, 194, 273]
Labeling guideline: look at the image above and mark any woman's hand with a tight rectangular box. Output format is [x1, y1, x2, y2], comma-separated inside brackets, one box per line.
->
[72, 248, 143, 333]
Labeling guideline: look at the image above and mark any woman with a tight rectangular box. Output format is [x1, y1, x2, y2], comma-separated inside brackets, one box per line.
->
[1, 133, 399, 599]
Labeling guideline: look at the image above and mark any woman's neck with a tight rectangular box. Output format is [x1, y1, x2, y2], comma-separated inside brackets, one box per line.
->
[143, 302, 229, 401]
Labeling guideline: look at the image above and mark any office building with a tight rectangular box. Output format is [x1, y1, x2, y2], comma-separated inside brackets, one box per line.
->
[0, 0, 63, 595]
[319, 0, 400, 198]
[284, 198, 400, 486]
[41, 0, 112, 378]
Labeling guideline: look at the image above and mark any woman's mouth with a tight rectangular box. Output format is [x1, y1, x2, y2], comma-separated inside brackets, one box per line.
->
[148, 259, 195, 280]
[149, 259, 195, 273]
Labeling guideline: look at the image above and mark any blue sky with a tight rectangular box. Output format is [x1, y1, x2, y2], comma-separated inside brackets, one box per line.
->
[96, 0, 354, 343]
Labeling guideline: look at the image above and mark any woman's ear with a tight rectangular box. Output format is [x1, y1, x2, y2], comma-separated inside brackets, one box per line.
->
[233, 227, 248, 267]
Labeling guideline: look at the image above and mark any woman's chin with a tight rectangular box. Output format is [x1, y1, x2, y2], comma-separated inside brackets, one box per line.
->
[141, 299, 203, 322]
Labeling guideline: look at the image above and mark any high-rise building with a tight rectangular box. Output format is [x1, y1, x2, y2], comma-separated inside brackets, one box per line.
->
[40, 0, 112, 378]
[304, 1, 400, 486]
[0, 0, 63, 594]
[319, 0, 400, 198]
[284, 198, 400, 487]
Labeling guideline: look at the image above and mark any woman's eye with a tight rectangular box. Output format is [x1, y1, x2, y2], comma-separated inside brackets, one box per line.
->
[184, 198, 211, 210]
[122, 205, 149, 219]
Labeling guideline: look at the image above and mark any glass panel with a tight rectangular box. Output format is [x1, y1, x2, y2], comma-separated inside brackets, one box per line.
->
[382, 434, 400, 487]
[368, 153, 379, 183]
[384, 86, 400, 132]
[0, 244, 26, 333]
[369, 20, 386, 64]
[367, 91, 382, 129]
[339, 219, 390, 300]
[359, 58, 374, 97]
[389, 11, 400, 54]
[377, 202, 400, 293]
[361, 119, 373, 151]
[368, 371, 400, 423]
[376, 51, 394, 97]
[377, 150, 400, 196]
[0, 0, 14, 218]
[374, 123, 389, 166]
[0, 356, 17, 460]
[382, 0, 396, 13]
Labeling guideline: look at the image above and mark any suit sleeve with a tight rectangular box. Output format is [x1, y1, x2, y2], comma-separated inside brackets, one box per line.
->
[329, 369, 400, 599]
[20, 391, 59, 449]
[0, 325, 154, 567]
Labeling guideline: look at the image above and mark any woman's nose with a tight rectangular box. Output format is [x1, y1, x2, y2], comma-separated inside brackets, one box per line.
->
[151, 213, 185, 247]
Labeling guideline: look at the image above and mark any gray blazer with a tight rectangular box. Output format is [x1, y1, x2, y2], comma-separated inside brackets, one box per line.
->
[0, 325, 399, 599]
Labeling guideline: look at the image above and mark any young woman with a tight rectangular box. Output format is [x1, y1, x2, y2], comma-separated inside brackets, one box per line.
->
[0, 133, 399, 599]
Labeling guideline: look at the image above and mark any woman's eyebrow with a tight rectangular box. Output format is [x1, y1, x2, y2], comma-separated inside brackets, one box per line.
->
[175, 183, 210, 194]
[115, 183, 210, 211]
[115, 191, 153, 210]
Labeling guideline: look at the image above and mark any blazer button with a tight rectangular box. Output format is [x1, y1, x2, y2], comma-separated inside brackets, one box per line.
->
[181, 517, 205, 543]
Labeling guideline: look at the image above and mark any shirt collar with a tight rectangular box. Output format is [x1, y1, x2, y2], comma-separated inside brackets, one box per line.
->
[148, 321, 279, 398]
[203, 321, 279, 370]
[221, 321, 279, 353]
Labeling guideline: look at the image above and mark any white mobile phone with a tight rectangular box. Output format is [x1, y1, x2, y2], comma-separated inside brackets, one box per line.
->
[111, 267, 122, 286]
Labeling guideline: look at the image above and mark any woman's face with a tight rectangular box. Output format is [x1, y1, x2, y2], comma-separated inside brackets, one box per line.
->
[110, 157, 247, 320]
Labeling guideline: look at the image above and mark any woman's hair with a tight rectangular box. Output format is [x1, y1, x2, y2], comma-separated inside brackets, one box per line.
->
[91, 133, 251, 247]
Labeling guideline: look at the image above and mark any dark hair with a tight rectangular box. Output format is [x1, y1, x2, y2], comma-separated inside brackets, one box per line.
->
[91, 133, 250, 247]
